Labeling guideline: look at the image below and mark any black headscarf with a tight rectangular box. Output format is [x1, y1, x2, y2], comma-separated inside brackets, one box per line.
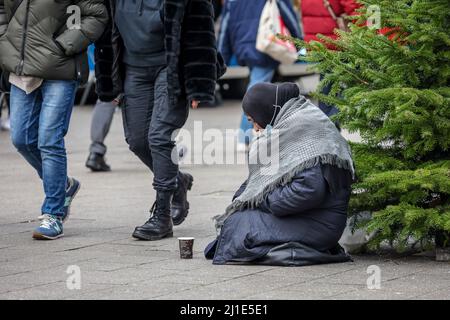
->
[242, 82, 300, 128]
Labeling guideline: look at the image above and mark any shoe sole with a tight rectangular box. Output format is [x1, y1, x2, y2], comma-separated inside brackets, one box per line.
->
[172, 174, 193, 226]
[86, 161, 111, 172]
[132, 231, 173, 241]
[32, 232, 64, 240]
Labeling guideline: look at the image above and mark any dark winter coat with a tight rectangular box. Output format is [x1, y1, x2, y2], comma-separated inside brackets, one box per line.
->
[206, 164, 353, 266]
[95, 0, 227, 104]
[0, 0, 108, 84]
[218, 0, 302, 69]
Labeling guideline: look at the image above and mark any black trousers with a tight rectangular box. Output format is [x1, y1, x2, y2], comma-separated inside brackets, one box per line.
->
[122, 65, 189, 192]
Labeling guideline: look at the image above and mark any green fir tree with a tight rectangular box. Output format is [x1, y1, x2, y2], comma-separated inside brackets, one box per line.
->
[289, 0, 450, 252]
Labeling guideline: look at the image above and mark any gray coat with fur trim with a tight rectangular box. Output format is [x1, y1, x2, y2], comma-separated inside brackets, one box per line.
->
[95, 0, 226, 105]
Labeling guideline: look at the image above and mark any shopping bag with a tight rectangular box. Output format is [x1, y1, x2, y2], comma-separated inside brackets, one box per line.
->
[256, 0, 298, 65]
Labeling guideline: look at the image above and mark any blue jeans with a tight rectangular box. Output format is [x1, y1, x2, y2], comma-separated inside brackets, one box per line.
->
[10, 80, 78, 217]
[238, 66, 275, 144]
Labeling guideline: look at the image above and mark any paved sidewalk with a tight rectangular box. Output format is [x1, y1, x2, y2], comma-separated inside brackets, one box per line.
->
[0, 102, 448, 300]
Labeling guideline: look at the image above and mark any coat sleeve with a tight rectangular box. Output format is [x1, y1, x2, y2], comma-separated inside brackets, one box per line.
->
[56, 0, 109, 56]
[259, 166, 327, 217]
[183, 0, 218, 104]
[0, 0, 7, 37]
[217, 0, 232, 65]
[278, 0, 303, 39]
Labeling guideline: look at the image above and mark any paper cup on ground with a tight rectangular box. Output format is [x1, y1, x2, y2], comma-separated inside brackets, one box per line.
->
[178, 237, 195, 259]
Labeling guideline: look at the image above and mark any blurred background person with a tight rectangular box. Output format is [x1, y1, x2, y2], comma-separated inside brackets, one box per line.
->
[86, 24, 117, 173]
[301, 0, 358, 43]
[218, 0, 302, 151]
[300, 0, 359, 118]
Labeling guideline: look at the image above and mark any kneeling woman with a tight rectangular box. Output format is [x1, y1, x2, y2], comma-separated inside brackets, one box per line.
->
[205, 83, 355, 266]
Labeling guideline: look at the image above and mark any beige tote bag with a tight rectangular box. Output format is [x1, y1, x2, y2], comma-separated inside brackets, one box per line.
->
[256, 0, 298, 65]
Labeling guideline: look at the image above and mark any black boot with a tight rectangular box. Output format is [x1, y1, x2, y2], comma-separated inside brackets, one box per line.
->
[133, 191, 174, 241]
[86, 152, 111, 172]
[171, 172, 194, 226]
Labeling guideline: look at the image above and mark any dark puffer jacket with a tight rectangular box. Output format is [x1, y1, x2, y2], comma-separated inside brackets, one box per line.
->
[95, 0, 227, 104]
[206, 164, 353, 266]
[0, 0, 108, 84]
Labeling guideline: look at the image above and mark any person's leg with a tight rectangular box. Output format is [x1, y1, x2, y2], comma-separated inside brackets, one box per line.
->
[89, 99, 115, 155]
[9, 85, 43, 178]
[86, 99, 115, 171]
[37, 80, 77, 219]
[238, 66, 275, 145]
[121, 65, 154, 171]
[132, 66, 189, 240]
[149, 68, 185, 193]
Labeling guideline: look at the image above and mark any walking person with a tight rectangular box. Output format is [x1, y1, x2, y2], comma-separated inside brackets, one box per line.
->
[218, 0, 302, 151]
[95, 0, 226, 241]
[0, 0, 108, 240]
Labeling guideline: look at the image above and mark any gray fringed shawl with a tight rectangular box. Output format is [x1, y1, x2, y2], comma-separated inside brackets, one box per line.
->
[214, 96, 355, 230]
